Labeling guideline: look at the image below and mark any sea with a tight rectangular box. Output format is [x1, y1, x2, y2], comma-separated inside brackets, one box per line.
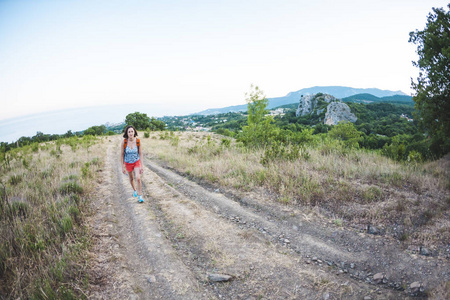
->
[0, 103, 201, 143]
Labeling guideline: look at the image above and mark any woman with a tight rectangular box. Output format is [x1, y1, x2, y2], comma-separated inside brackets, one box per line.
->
[121, 125, 144, 203]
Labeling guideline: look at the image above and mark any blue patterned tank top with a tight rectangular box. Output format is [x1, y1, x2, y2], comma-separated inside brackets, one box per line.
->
[124, 143, 140, 164]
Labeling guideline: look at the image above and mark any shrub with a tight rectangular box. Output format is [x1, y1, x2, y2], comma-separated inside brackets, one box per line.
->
[362, 186, 384, 203]
[407, 150, 423, 164]
[59, 182, 84, 195]
[221, 138, 231, 148]
[81, 162, 91, 178]
[328, 121, 362, 149]
[31, 143, 39, 153]
[260, 141, 301, 165]
[170, 135, 180, 147]
[8, 174, 22, 186]
[59, 215, 73, 236]
[9, 201, 28, 219]
[90, 157, 101, 166]
[382, 135, 406, 161]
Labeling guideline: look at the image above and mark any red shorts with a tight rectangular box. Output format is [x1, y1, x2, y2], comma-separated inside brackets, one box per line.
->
[125, 160, 141, 172]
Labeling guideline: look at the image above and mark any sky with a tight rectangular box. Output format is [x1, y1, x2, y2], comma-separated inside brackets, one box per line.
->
[0, 0, 448, 121]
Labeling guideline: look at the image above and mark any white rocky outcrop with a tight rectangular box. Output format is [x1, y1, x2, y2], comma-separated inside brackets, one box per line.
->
[295, 94, 336, 116]
[324, 101, 357, 125]
[295, 93, 357, 125]
[296, 95, 316, 116]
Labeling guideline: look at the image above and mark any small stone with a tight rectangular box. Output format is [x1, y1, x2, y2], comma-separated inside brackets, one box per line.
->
[350, 263, 355, 269]
[208, 273, 233, 282]
[419, 247, 431, 256]
[373, 273, 384, 283]
[368, 225, 379, 235]
[364, 296, 372, 300]
[323, 292, 330, 300]
[312, 257, 318, 262]
[410, 281, 421, 293]
[284, 239, 290, 244]
[145, 275, 157, 283]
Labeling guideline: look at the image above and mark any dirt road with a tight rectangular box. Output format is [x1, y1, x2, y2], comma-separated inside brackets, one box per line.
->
[87, 137, 448, 299]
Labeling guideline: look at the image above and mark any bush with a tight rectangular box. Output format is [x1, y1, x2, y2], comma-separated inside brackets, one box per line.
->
[260, 141, 303, 165]
[328, 122, 362, 149]
[382, 136, 406, 161]
[59, 182, 84, 195]
[8, 174, 23, 186]
[221, 138, 231, 148]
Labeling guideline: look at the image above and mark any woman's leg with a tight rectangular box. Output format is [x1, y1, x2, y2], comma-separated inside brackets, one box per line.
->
[134, 167, 142, 195]
[127, 171, 136, 191]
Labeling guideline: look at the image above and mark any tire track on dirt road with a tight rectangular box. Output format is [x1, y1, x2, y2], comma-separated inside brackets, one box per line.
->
[138, 159, 406, 298]
[144, 157, 448, 298]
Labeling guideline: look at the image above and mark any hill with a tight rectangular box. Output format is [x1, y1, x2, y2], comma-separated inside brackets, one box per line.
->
[342, 93, 413, 105]
[195, 86, 409, 115]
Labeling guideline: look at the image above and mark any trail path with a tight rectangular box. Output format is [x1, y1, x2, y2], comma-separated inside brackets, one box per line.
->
[87, 137, 448, 299]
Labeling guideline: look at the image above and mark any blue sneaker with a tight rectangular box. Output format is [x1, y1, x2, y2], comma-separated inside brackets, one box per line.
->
[133, 190, 138, 198]
[138, 195, 144, 203]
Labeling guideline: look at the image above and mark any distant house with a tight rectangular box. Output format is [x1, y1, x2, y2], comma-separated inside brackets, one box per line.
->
[193, 126, 210, 132]
[400, 114, 413, 122]
[267, 108, 285, 116]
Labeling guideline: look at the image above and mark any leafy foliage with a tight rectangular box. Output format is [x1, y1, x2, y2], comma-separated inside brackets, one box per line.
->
[83, 125, 106, 136]
[148, 117, 166, 131]
[237, 85, 278, 147]
[125, 112, 152, 130]
[328, 122, 362, 149]
[409, 4, 450, 157]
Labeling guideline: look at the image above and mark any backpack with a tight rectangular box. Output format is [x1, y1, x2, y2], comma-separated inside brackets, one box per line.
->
[124, 138, 140, 154]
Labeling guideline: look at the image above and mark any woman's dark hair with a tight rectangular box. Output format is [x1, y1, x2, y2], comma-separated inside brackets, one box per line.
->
[123, 125, 138, 138]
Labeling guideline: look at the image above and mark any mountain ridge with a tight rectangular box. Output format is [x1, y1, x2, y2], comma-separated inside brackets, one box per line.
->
[195, 86, 410, 115]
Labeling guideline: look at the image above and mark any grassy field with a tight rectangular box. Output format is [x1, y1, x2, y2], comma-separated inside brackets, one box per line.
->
[1, 131, 448, 297]
[0, 136, 104, 299]
[144, 131, 450, 249]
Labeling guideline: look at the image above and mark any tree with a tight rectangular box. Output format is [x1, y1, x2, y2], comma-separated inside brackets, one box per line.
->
[125, 112, 151, 130]
[84, 125, 106, 136]
[328, 121, 362, 149]
[409, 5, 450, 157]
[148, 117, 166, 131]
[246, 85, 268, 125]
[237, 85, 278, 147]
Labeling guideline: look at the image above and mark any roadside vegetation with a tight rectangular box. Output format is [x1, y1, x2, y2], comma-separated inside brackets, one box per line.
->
[0, 135, 104, 299]
[145, 130, 449, 250]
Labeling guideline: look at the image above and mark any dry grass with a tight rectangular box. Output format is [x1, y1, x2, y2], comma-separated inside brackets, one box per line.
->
[143, 131, 450, 248]
[0, 136, 105, 299]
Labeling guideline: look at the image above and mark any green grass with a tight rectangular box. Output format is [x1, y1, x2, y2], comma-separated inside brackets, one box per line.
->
[142, 131, 450, 246]
[0, 136, 103, 299]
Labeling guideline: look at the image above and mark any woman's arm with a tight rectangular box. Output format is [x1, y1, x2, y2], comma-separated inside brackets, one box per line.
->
[138, 142, 144, 174]
[120, 139, 126, 173]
